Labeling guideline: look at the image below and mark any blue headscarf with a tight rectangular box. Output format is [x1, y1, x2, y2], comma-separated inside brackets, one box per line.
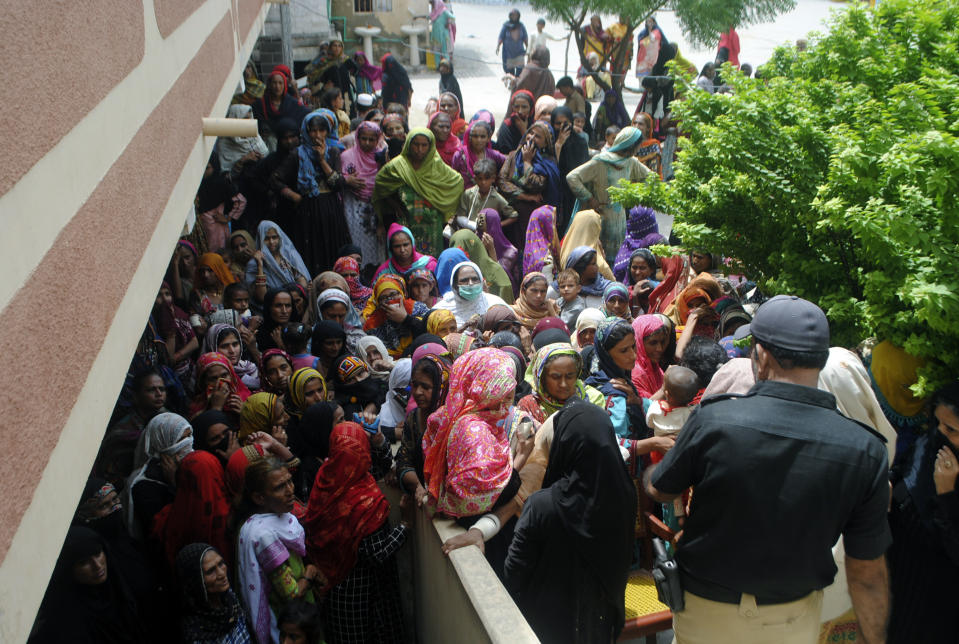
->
[514, 121, 562, 208]
[435, 247, 469, 296]
[297, 109, 345, 198]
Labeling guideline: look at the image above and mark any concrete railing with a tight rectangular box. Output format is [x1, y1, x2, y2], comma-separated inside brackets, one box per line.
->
[382, 486, 539, 643]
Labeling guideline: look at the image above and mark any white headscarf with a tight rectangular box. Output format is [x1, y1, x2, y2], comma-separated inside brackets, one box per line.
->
[124, 412, 194, 537]
[572, 308, 606, 349]
[217, 104, 269, 172]
[356, 335, 395, 380]
[378, 358, 412, 428]
[432, 260, 507, 326]
[818, 347, 897, 465]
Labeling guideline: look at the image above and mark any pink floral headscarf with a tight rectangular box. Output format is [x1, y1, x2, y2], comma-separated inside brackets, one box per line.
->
[422, 348, 515, 516]
[524, 205, 556, 275]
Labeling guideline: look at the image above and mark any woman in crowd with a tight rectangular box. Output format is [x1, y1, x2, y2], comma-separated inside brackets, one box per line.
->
[332, 256, 372, 310]
[438, 59, 464, 120]
[434, 261, 509, 326]
[304, 422, 408, 643]
[218, 104, 269, 177]
[253, 69, 308, 135]
[494, 89, 534, 155]
[518, 343, 605, 423]
[630, 314, 669, 398]
[438, 91, 468, 137]
[202, 323, 260, 391]
[152, 450, 232, 569]
[887, 381, 959, 642]
[310, 320, 347, 380]
[271, 109, 350, 276]
[192, 252, 237, 317]
[482, 209, 521, 292]
[533, 95, 557, 122]
[381, 112, 408, 159]
[235, 458, 318, 644]
[505, 401, 636, 643]
[429, 110, 461, 166]
[422, 348, 521, 573]
[426, 308, 458, 338]
[449, 229, 514, 303]
[397, 354, 452, 504]
[315, 280, 366, 352]
[339, 121, 386, 265]
[254, 287, 295, 353]
[175, 543, 253, 644]
[239, 392, 290, 445]
[451, 110, 505, 189]
[361, 274, 429, 358]
[30, 526, 147, 643]
[592, 88, 631, 146]
[189, 352, 251, 419]
[560, 210, 615, 280]
[512, 47, 555, 107]
[558, 245, 613, 309]
[512, 272, 559, 330]
[603, 282, 632, 321]
[434, 247, 469, 297]
[551, 106, 590, 231]
[356, 335, 395, 381]
[259, 349, 295, 396]
[154, 282, 198, 389]
[234, 61, 265, 106]
[523, 204, 559, 277]
[567, 126, 652, 261]
[632, 112, 663, 177]
[571, 308, 605, 350]
[381, 55, 413, 109]
[498, 120, 561, 250]
[124, 412, 194, 538]
[352, 51, 382, 94]
[374, 223, 438, 282]
[373, 128, 464, 257]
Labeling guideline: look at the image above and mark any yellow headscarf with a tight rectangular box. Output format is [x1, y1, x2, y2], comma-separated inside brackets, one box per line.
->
[560, 210, 614, 279]
[289, 368, 327, 412]
[870, 340, 927, 417]
[427, 309, 457, 336]
[239, 392, 277, 440]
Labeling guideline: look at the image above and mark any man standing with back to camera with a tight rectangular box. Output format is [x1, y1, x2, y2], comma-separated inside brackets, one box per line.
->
[645, 295, 891, 644]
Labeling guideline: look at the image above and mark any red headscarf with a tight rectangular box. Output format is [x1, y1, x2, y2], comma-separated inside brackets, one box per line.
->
[429, 110, 462, 166]
[504, 89, 535, 128]
[647, 254, 690, 314]
[630, 315, 666, 398]
[261, 72, 289, 118]
[333, 256, 373, 308]
[151, 451, 232, 568]
[189, 352, 252, 418]
[303, 422, 390, 589]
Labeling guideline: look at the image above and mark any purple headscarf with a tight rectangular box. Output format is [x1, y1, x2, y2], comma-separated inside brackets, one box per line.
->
[482, 209, 520, 292]
[523, 205, 556, 275]
[613, 205, 660, 281]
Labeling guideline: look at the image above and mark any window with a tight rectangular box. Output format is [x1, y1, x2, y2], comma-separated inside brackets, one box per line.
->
[353, 0, 390, 12]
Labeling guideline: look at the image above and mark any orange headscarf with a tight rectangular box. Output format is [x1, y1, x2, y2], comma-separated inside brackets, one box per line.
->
[198, 252, 237, 287]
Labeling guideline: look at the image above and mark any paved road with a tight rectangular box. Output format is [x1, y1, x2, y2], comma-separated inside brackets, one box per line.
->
[406, 0, 841, 128]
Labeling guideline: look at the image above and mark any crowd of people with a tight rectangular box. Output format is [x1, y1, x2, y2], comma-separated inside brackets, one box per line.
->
[30, 16, 959, 644]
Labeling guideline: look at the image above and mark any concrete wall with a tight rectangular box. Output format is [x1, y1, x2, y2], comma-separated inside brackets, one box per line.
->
[0, 1, 270, 640]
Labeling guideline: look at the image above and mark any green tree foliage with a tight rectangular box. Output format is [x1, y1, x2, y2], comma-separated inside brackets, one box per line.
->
[612, 0, 959, 392]
[527, 0, 794, 89]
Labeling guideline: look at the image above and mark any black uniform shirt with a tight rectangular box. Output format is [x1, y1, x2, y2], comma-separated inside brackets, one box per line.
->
[651, 380, 892, 603]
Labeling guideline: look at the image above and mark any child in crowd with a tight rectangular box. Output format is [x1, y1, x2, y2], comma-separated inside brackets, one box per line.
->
[572, 112, 589, 142]
[277, 600, 324, 644]
[646, 365, 700, 528]
[554, 268, 586, 330]
[452, 158, 517, 234]
[602, 124, 621, 150]
[284, 323, 316, 371]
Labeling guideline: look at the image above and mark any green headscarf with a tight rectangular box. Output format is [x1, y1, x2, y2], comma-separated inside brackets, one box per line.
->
[372, 127, 464, 217]
[448, 229, 515, 304]
[527, 343, 606, 417]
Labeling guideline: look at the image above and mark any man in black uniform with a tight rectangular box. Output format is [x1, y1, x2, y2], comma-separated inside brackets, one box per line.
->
[646, 295, 891, 644]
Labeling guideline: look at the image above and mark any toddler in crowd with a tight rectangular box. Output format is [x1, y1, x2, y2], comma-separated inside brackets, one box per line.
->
[452, 158, 517, 234]
[602, 125, 621, 150]
[283, 323, 316, 371]
[572, 112, 589, 143]
[554, 268, 586, 330]
[646, 365, 700, 527]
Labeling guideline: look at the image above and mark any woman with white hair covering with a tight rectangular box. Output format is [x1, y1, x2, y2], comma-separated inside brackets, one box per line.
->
[217, 104, 269, 174]
[124, 412, 194, 537]
[432, 260, 508, 326]
[378, 358, 413, 440]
